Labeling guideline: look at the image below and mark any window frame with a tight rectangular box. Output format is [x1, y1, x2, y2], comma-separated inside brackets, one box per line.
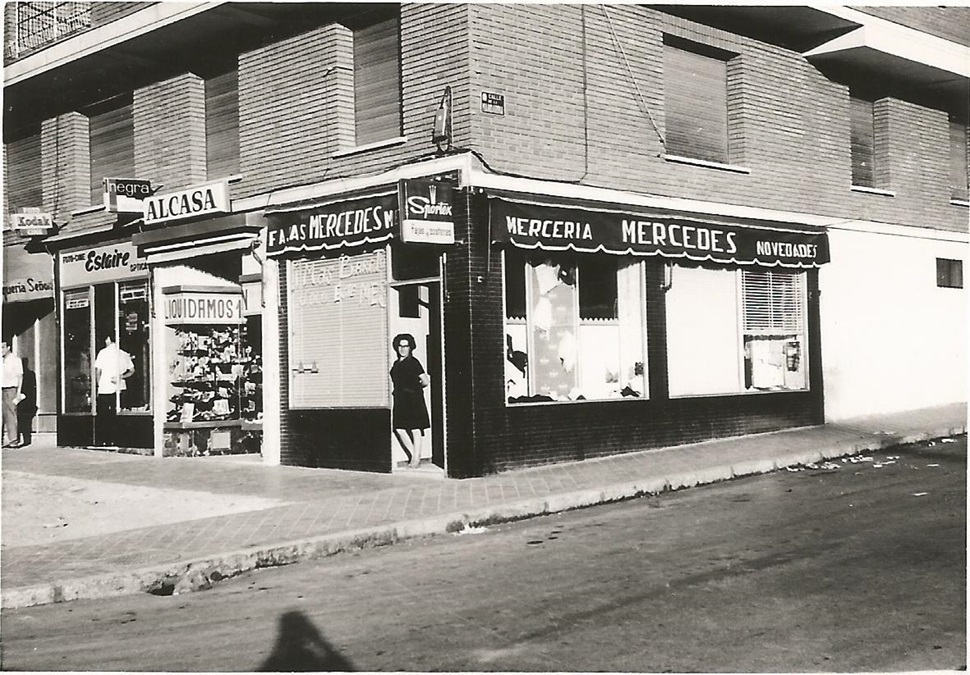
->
[936, 258, 964, 289]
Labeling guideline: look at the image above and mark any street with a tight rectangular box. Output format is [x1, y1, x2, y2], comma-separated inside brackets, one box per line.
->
[1, 437, 965, 672]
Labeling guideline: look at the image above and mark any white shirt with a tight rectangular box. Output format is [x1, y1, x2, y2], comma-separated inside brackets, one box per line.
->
[1, 352, 23, 389]
[94, 344, 134, 395]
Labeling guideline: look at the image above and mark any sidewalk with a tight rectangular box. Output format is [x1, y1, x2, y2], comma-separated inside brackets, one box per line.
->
[1, 403, 965, 610]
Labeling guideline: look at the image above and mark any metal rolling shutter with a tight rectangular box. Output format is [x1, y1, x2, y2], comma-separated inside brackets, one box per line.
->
[850, 96, 875, 188]
[354, 16, 401, 146]
[4, 127, 42, 213]
[663, 41, 728, 163]
[288, 255, 389, 408]
[205, 70, 240, 180]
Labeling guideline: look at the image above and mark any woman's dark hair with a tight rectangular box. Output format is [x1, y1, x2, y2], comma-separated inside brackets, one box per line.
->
[392, 333, 416, 350]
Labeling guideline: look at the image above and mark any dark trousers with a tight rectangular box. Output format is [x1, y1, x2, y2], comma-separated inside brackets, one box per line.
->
[96, 394, 117, 447]
[17, 405, 34, 445]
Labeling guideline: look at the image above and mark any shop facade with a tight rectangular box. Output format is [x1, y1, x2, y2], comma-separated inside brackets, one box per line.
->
[265, 171, 830, 478]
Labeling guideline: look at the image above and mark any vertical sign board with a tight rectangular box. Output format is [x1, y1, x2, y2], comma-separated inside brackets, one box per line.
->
[398, 179, 455, 245]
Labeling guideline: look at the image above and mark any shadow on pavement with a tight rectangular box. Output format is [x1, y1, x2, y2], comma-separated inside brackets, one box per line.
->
[259, 610, 356, 672]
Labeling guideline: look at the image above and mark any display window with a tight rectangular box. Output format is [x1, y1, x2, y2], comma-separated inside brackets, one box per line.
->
[666, 263, 808, 397]
[503, 249, 647, 403]
[61, 281, 152, 413]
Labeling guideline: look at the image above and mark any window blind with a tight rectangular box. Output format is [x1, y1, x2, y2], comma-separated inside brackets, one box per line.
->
[949, 117, 968, 201]
[850, 96, 875, 188]
[206, 70, 240, 180]
[88, 96, 134, 203]
[741, 270, 804, 335]
[664, 42, 728, 163]
[354, 17, 401, 146]
[288, 255, 389, 408]
[4, 128, 42, 213]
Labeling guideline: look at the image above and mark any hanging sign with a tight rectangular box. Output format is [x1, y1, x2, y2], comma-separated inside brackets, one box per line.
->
[489, 198, 830, 269]
[265, 192, 398, 256]
[103, 178, 154, 213]
[399, 179, 455, 245]
[143, 180, 230, 226]
[162, 290, 244, 325]
[9, 210, 54, 235]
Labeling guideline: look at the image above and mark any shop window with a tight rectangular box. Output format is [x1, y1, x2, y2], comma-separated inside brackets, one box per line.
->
[503, 250, 646, 403]
[205, 69, 240, 180]
[663, 37, 737, 164]
[353, 14, 402, 146]
[3, 124, 42, 215]
[949, 115, 968, 202]
[666, 265, 807, 397]
[118, 281, 151, 412]
[62, 288, 92, 413]
[937, 258, 963, 289]
[86, 94, 134, 204]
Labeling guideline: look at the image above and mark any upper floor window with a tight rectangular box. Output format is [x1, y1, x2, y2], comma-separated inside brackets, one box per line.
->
[949, 115, 968, 202]
[353, 15, 401, 146]
[4, 1, 90, 60]
[205, 69, 240, 180]
[937, 258, 963, 289]
[850, 95, 876, 188]
[663, 37, 737, 165]
[3, 124, 42, 215]
[86, 94, 134, 204]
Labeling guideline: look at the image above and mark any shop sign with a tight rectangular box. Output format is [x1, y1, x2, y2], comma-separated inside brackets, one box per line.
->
[60, 241, 148, 287]
[163, 291, 243, 325]
[143, 180, 230, 226]
[103, 178, 154, 213]
[266, 192, 398, 256]
[3, 245, 54, 303]
[490, 198, 831, 269]
[9, 210, 54, 236]
[399, 179, 455, 245]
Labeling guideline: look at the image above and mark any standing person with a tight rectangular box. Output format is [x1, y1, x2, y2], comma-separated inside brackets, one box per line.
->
[390, 333, 430, 468]
[17, 357, 37, 447]
[94, 334, 134, 447]
[1, 340, 23, 448]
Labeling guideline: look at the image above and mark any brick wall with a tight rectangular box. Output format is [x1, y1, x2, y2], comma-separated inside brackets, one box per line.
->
[465, 5, 968, 234]
[855, 6, 970, 47]
[134, 73, 207, 191]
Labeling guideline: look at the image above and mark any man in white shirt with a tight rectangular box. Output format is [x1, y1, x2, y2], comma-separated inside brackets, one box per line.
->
[1, 340, 24, 447]
[94, 335, 134, 447]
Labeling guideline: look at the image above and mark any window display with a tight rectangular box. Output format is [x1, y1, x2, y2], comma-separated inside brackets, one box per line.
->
[62, 288, 92, 413]
[503, 250, 647, 403]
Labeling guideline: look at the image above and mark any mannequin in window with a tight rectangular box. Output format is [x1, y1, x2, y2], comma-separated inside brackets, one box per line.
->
[390, 333, 430, 468]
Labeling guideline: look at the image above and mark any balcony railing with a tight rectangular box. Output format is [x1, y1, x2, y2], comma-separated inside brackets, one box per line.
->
[4, 2, 91, 61]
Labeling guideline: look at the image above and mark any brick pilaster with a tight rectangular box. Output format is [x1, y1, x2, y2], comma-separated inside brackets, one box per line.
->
[41, 112, 90, 222]
[134, 72, 207, 190]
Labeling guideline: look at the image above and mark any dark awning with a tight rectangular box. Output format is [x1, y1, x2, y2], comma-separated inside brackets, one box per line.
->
[490, 195, 830, 269]
[2, 243, 54, 303]
[265, 191, 398, 257]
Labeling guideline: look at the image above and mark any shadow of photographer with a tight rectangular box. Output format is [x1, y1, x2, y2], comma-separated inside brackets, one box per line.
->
[259, 610, 356, 672]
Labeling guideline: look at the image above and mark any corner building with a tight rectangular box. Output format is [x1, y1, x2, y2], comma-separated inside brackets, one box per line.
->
[3, 4, 967, 476]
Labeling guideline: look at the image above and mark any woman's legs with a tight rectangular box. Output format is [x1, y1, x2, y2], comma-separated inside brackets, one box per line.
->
[393, 429, 415, 464]
[409, 429, 424, 468]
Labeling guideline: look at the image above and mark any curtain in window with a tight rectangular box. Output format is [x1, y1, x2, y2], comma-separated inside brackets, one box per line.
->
[949, 117, 969, 201]
[354, 17, 401, 146]
[205, 70, 240, 180]
[850, 96, 875, 188]
[663, 43, 728, 163]
[89, 96, 134, 203]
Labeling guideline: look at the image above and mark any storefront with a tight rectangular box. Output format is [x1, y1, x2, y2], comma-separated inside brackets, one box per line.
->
[2, 240, 56, 436]
[267, 178, 830, 477]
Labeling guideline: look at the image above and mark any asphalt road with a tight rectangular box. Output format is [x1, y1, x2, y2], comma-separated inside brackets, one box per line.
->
[1, 437, 965, 672]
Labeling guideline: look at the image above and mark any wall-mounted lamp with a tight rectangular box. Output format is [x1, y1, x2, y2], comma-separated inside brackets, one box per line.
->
[432, 86, 453, 153]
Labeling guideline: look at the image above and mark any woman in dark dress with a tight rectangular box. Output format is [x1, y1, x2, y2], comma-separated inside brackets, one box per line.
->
[390, 333, 430, 468]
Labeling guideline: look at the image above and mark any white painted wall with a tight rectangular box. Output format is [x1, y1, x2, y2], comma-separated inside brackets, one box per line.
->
[818, 226, 968, 420]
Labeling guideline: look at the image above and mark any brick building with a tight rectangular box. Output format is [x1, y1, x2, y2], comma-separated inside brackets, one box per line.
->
[3, 3, 967, 476]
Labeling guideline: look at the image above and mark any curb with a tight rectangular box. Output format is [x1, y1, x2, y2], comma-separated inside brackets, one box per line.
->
[2, 426, 963, 610]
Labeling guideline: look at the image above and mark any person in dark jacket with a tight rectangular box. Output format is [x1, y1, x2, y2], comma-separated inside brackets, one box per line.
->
[17, 357, 37, 447]
[390, 333, 430, 468]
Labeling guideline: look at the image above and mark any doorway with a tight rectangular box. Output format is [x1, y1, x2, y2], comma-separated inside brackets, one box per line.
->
[390, 280, 444, 472]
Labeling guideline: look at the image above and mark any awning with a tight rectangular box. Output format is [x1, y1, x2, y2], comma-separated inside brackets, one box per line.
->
[265, 191, 398, 257]
[3, 243, 54, 303]
[490, 195, 830, 269]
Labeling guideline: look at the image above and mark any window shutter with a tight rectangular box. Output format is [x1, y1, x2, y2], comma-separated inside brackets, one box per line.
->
[850, 96, 875, 188]
[741, 270, 804, 335]
[89, 96, 134, 203]
[4, 128, 42, 214]
[206, 70, 240, 180]
[288, 255, 389, 408]
[354, 17, 401, 146]
[949, 117, 968, 201]
[664, 42, 728, 163]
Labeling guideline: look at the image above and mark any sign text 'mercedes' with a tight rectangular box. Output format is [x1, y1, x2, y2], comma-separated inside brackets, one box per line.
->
[266, 193, 399, 255]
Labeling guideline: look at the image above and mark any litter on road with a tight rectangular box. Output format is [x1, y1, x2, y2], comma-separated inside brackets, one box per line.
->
[941, 438, 957, 443]
[912, 492, 929, 497]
